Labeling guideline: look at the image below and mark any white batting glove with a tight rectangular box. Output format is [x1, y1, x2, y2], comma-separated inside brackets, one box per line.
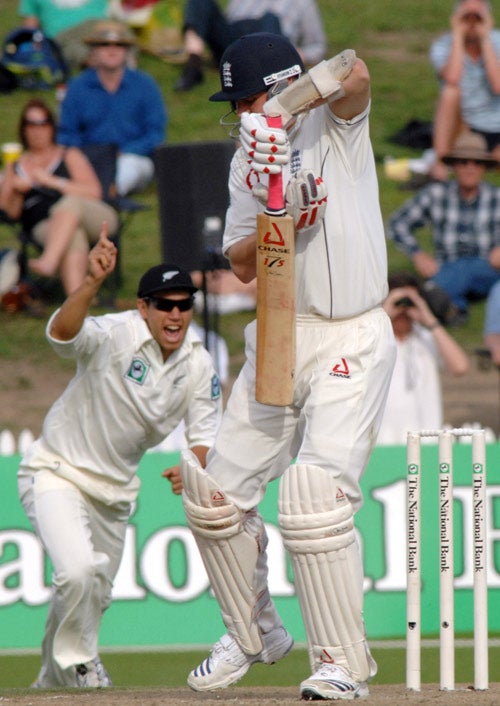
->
[285, 169, 328, 230]
[251, 170, 327, 230]
[239, 111, 290, 174]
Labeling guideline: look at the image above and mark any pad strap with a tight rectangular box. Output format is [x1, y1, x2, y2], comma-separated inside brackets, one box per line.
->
[180, 450, 264, 655]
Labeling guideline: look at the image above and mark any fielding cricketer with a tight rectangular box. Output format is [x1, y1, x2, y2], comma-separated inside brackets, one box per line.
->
[180, 33, 397, 700]
[17, 228, 221, 688]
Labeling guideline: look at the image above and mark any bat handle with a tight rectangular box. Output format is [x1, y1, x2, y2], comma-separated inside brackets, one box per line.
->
[265, 114, 286, 214]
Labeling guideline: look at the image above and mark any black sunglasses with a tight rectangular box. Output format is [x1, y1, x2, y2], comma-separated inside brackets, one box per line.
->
[24, 118, 51, 126]
[146, 296, 194, 312]
[453, 158, 489, 167]
[93, 42, 130, 48]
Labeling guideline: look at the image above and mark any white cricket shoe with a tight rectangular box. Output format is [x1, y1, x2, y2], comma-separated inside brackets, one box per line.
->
[188, 626, 293, 691]
[300, 663, 369, 700]
[75, 657, 113, 688]
[31, 657, 112, 689]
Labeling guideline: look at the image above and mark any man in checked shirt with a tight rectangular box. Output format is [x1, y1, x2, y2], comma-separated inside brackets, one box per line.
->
[387, 131, 500, 325]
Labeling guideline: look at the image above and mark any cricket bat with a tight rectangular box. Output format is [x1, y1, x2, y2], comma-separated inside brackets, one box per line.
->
[255, 115, 295, 406]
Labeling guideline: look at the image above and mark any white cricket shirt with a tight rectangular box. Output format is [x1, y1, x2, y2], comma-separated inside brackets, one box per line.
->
[223, 103, 388, 319]
[20, 311, 220, 505]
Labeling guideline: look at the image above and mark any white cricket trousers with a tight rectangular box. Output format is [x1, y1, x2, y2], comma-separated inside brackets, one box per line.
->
[206, 306, 396, 512]
[116, 153, 155, 196]
[18, 469, 129, 686]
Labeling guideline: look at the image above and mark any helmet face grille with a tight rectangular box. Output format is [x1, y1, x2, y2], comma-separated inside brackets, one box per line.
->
[210, 32, 304, 102]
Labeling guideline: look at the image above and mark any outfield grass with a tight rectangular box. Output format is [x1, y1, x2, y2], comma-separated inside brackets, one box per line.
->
[0, 644, 499, 690]
[0, 0, 492, 355]
[1, 0, 498, 690]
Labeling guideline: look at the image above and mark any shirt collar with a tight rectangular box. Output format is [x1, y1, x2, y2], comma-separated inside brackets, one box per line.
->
[86, 66, 132, 89]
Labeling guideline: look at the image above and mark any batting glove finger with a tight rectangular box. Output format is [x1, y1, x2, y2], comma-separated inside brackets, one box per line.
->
[285, 169, 328, 230]
[251, 182, 269, 207]
[240, 111, 290, 174]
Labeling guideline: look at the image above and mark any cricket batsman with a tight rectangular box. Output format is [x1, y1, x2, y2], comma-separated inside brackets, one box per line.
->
[180, 32, 396, 700]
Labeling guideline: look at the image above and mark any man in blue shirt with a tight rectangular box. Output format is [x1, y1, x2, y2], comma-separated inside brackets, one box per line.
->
[58, 21, 167, 196]
[387, 132, 500, 324]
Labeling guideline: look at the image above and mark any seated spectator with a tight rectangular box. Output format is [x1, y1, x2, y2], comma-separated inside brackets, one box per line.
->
[58, 20, 167, 196]
[18, 0, 109, 71]
[387, 132, 500, 325]
[191, 268, 257, 314]
[429, 0, 500, 180]
[483, 278, 500, 364]
[174, 0, 326, 91]
[377, 272, 469, 445]
[0, 98, 118, 295]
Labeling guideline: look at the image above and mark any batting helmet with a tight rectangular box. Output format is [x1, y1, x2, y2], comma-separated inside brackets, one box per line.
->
[209, 32, 304, 103]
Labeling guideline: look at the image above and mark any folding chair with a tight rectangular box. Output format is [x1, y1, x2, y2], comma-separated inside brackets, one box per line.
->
[79, 143, 147, 303]
[1, 143, 145, 306]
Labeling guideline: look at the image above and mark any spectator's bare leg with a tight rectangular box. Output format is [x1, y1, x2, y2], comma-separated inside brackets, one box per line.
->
[59, 249, 89, 295]
[185, 28, 205, 56]
[175, 29, 205, 91]
[485, 333, 500, 367]
[29, 209, 80, 278]
[492, 143, 500, 173]
[431, 83, 463, 180]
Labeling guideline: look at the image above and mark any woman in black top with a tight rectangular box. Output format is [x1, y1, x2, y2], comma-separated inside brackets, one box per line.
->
[0, 98, 118, 294]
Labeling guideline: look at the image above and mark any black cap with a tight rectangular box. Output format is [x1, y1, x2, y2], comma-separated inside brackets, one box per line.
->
[209, 32, 304, 103]
[137, 264, 198, 298]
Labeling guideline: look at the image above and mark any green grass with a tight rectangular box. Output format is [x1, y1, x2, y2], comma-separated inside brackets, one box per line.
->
[0, 2, 497, 688]
[0, 0, 490, 357]
[0, 644, 499, 690]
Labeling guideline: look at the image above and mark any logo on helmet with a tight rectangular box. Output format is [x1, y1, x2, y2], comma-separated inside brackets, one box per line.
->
[222, 61, 233, 88]
[263, 65, 303, 86]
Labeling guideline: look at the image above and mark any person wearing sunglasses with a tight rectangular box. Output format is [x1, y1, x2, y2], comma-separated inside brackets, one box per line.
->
[378, 272, 469, 446]
[388, 131, 500, 326]
[429, 0, 500, 180]
[0, 97, 119, 296]
[17, 227, 221, 688]
[58, 20, 167, 197]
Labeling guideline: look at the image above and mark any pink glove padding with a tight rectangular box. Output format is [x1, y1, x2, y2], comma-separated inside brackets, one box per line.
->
[285, 169, 328, 230]
[239, 111, 290, 174]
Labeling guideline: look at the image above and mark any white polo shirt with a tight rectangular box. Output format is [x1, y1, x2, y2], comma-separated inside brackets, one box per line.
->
[20, 310, 221, 505]
[376, 325, 442, 445]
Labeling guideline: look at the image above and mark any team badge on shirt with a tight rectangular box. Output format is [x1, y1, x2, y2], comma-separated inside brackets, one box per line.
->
[125, 358, 150, 385]
[211, 374, 221, 400]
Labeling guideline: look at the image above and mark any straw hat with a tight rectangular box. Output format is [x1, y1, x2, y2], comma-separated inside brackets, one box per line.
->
[84, 20, 135, 46]
[442, 132, 498, 167]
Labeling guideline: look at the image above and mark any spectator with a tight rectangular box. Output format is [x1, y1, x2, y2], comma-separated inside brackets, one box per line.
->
[18, 240, 221, 688]
[429, 0, 500, 180]
[18, 0, 109, 71]
[174, 0, 326, 91]
[191, 268, 257, 314]
[387, 131, 500, 325]
[58, 20, 167, 196]
[0, 98, 118, 296]
[483, 278, 500, 364]
[377, 272, 469, 445]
